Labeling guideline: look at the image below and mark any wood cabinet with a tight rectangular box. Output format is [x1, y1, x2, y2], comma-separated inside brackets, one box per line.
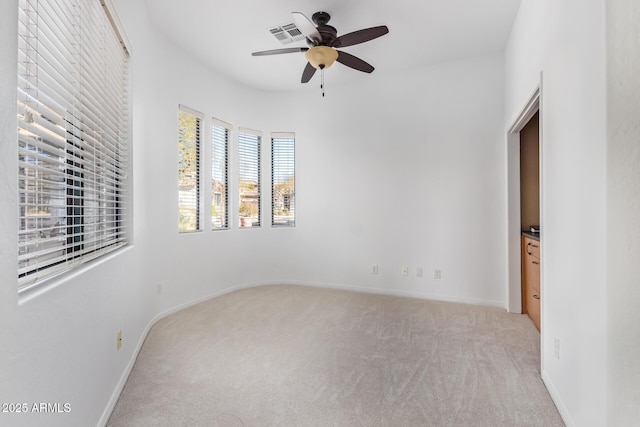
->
[522, 236, 541, 330]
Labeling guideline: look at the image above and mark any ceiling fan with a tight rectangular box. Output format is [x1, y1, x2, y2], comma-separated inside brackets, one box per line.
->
[251, 11, 389, 84]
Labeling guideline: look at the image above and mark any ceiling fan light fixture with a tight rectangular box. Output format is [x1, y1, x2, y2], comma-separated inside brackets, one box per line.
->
[305, 46, 338, 69]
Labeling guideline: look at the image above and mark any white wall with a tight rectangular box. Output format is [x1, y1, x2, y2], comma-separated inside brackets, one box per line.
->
[0, 1, 507, 426]
[607, 0, 640, 424]
[0, 2, 153, 426]
[505, 0, 607, 426]
[277, 55, 507, 306]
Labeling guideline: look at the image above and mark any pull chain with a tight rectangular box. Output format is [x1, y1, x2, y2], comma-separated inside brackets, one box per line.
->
[321, 68, 325, 97]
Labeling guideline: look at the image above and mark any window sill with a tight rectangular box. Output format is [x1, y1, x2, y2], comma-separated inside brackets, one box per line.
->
[18, 245, 133, 305]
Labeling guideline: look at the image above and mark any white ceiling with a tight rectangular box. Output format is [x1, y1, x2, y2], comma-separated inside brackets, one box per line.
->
[145, 0, 522, 92]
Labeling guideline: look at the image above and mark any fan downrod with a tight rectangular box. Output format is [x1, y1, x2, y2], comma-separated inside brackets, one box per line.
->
[311, 12, 331, 26]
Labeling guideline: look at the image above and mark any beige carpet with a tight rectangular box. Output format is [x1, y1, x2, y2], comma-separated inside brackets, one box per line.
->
[107, 285, 564, 426]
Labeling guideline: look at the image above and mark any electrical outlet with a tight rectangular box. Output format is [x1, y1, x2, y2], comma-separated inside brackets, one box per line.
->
[401, 266, 409, 276]
[434, 269, 442, 279]
[117, 330, 123, 351]
[372, 264, 379, 275]
[554, 338, 560, 360]
[416, 267, 423, 277]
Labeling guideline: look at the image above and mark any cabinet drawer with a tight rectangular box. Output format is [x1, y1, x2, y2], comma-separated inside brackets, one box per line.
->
[525, 284, 541, 331]
[525, 254, 540, 293]
[525, 238, 540, 259]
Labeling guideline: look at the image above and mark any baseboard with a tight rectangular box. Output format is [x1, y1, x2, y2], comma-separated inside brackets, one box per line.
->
[97, 280, 504, 426]
[541, 370, 574, 427]
[288, 280, 505, 309]
[97, 312, 156, 426]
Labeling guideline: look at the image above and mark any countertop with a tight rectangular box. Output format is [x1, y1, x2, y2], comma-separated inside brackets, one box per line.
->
[521, 230, 540, 241]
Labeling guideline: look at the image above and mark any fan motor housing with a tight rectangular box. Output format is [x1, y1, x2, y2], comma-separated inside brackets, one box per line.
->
[309, 12, 338, 46]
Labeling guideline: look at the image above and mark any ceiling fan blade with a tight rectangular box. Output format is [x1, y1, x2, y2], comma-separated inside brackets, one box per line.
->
[292, 12, 322, 44]
[252, 47, 308, 56]
[335, 25, 389, 48]
[301, 62, 317, 83]
[336, 51, 375, 73]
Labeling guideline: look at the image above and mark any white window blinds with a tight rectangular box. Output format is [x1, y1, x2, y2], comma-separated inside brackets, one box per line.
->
[17, 0, 129, 288]
[212, 118, 231, 230]
[271, 133, 295, 227]
[178, 105, 202, 233]
[238, 128, 261, 228]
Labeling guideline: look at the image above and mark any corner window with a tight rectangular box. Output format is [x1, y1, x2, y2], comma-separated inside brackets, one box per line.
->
[271, 133, 295, 227]
[238, 128, 261, 228]
[212, 118, 231, 230]
[178, 106, 202, 233]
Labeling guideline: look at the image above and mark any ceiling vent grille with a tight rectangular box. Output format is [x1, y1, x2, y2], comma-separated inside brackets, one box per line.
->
[269, 22, 306, 44]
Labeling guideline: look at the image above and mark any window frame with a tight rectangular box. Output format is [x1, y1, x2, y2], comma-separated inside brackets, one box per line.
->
[238, 128, 262, 229]
[178, 105, 204, 234]
[211, 118, 231, 230]
[271, 132, 295, 228]
[16, 0, 130, 291]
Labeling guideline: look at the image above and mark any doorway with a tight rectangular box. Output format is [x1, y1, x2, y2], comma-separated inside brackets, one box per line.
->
[506, 86, 541, 315]
[519, 111, 541, 330]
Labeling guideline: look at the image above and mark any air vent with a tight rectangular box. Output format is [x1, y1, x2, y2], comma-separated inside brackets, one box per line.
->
[282, 23, 303, 38]
[269, 22, 306, 45]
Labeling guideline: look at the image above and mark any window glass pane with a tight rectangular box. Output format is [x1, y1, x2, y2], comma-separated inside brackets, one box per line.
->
[272, 134, 295, 227]
[178, 109, 201, 232]
[212, 122, 229, 230]
[238, 131, 261, 228]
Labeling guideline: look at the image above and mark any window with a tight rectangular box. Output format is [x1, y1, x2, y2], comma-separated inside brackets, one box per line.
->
[238, 128, 261, 228]
[17, 0, 129, 289]
[212, 118, 231, 230]
[271, 133, 295, 227]
[178, 106, 202, 233]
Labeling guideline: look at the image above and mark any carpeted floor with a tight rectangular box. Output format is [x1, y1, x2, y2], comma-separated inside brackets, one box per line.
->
[107, 285, 564, 426]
